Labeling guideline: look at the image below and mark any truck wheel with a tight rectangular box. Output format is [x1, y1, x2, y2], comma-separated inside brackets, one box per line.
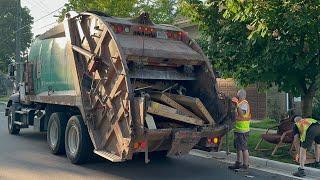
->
[47, 112, 68, 155]
[65, 115, 92, 164]
[8, 106, 20, 135]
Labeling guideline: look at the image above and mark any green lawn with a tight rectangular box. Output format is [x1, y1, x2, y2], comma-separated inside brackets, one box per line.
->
[0, 96, 9, 102]
[222, 130, 294, 164]
[250, 118, 278, 129]
[222, 130, 319, 169]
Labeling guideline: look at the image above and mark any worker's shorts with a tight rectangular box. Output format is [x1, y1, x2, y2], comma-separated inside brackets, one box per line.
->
[234, 132, 249, 151]
[301, 124, 320, 149]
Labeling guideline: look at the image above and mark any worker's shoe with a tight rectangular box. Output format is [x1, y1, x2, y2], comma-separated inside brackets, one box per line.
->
[241, 164, 249, 170]
[293, 167, 306, 177]
[235, 164, 249, 173]
[314, 161, 320, 168]
[228, 161, 242, 170]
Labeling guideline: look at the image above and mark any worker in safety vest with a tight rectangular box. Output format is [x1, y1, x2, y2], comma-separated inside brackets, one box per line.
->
[228, 89, 251, 172]
[292, 116, 320, 177]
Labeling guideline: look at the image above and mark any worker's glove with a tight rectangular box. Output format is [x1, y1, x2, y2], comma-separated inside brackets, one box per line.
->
[232, 97, 239, 104]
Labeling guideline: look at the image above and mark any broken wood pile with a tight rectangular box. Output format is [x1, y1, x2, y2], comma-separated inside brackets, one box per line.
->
[141, 91, 215, 130]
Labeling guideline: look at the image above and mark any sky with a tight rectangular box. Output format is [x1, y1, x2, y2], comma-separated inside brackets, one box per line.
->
[21, 0, 68, 36]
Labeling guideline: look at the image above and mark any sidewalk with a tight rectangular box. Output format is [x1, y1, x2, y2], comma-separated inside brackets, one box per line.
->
[190, 149, 320, 180]
[251, 127, 277, 133]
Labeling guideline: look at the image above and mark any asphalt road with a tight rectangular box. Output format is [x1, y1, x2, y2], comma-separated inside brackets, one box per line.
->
[0, 104, 293, 180]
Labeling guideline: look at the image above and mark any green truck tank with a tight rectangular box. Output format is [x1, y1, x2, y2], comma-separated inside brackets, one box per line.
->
[5, 11, 235, 164]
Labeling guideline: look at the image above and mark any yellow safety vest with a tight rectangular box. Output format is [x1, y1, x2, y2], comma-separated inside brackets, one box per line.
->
[296, 118, 318, 142]
[234, 100, 251, 133]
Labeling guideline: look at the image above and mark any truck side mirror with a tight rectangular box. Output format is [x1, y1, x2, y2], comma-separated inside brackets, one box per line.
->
[8, 63, 15, 79]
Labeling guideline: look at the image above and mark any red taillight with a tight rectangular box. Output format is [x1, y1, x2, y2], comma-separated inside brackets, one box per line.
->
[111, 24, 130, 34]
[166, 31, 183, 41]
[137, 26, 154, 33]
[116, 26, 124, 33]
[134, 141, 147, 150]
[177, 31, 182, 40]
[181, 31, 189, 42]
[166, 31, 173, 38]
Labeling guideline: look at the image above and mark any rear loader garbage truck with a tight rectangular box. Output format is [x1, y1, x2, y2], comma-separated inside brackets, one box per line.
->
[5, 11, 235, 164]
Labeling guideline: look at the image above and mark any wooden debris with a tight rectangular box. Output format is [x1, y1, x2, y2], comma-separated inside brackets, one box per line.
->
[165, 93, 215, 125]
[150, 92, 200, 120]
[145, 113, 157, 129]
[147, 101, 204, 126]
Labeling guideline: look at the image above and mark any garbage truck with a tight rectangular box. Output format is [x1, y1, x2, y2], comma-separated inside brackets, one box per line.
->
[5, 11, 235, 164]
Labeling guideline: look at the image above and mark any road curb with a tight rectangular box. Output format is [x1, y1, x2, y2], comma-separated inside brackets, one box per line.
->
[190, 150, 320, 180]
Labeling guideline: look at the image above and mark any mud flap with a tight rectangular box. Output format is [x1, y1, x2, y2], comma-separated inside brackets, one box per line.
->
[167, 131, 201, 156]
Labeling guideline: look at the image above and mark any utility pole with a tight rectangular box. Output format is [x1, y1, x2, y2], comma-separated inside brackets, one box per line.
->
[15, 0, 21, 82]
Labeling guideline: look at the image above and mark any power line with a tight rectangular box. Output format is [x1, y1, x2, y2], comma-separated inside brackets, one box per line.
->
[34, 0, 50, 12]
[32, 5, 64, 24]
[34, 21, 58, 30]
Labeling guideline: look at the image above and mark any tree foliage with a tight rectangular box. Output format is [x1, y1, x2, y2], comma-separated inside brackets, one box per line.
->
[58, 0, 137, 22]
[0, 0, 33, 72]
[59, 0, 178, 24]
[181, 0, 320, 116]
[134, 0, 178, 24]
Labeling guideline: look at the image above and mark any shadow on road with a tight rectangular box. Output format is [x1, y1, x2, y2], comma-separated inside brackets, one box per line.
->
[82, 154, 214, 179]
[9, 131, 216, 179]
[16, 131, 46, 142]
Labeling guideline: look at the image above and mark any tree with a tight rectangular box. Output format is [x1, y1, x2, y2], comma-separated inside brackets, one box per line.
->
[134, 0, 178, 24]
[0, 0, 33, 72]
[58, 0, 137, 22]
[181, 0, 320, 117]
[59, 0, 179, 24]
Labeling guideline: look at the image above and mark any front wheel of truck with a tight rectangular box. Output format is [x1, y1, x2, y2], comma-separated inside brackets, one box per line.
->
[8, 105, 20, 135]
[65, 115, 93, 164]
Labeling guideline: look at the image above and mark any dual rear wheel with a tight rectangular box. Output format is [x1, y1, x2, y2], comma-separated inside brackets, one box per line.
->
[47, 113, 92, 164]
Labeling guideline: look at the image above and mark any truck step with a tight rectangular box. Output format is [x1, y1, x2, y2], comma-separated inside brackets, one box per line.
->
[14, 121, 24, 126]
[15, 110, 28, 115]
[94, 150, 123, 162]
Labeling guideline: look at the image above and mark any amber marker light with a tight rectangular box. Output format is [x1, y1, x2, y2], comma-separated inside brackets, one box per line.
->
[213, 137, 219, 144]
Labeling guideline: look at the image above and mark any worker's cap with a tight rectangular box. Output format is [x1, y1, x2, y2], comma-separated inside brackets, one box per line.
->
[292, 115, 302, 122]
[237, 89, 246, 99]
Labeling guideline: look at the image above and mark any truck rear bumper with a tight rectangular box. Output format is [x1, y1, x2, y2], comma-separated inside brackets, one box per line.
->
[133, 125, 229, 156]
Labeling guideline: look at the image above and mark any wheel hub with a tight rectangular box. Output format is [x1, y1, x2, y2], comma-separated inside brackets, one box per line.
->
[68, 125, 79, 155]
[8, 111, 12, 130]
[49, 120, 58, 147]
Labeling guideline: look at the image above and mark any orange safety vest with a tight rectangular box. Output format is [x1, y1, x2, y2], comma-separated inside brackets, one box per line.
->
[234, 100, 251, 133]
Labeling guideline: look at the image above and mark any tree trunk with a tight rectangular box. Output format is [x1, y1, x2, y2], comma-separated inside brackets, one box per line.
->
[301, 92, 315, 117]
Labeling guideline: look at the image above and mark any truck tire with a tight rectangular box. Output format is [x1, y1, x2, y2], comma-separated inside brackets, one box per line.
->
[65, 115, 92, 164]
[8, 105, 20, 135]
[47, 112, 68, 155]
